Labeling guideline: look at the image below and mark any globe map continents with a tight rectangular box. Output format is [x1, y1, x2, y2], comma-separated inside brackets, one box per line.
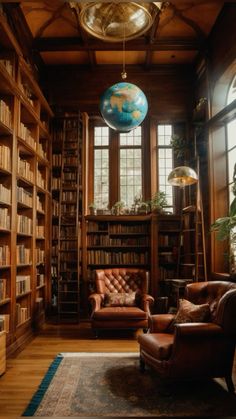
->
[100, 82, 148, 132]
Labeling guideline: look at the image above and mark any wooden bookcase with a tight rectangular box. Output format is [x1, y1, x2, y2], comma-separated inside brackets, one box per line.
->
[0, 12, 53, 353]
[84, 214, 151, 293]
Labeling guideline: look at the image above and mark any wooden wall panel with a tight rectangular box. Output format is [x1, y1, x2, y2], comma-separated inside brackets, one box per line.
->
[43, 65, 194, 120]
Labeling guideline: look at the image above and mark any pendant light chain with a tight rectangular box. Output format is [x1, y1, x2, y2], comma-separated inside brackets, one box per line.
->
[121, 22, 127, 80]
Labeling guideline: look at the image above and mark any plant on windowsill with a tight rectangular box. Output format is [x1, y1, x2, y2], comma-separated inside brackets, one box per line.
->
[112, 201, 125, 215]
[88, 202, 97, 216]
[150, 191, 168, 214]
[210, 173, 236, 279]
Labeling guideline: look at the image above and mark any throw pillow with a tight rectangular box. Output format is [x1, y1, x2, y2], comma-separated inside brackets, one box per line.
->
[168, 298, 211, 332]
[104, 292, 136, 307]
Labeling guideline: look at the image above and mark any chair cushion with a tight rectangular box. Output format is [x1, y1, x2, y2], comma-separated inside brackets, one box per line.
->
[138, 333, 174, 360]
[104, 292, 136, 307]
[93, 306, 148, 320]
[168, 298, 211, 332]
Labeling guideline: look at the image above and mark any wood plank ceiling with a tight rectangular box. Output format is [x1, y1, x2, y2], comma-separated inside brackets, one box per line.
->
[3, 1, 225, 71]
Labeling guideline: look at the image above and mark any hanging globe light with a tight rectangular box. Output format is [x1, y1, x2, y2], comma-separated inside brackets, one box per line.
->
[99, 82, 148, 132]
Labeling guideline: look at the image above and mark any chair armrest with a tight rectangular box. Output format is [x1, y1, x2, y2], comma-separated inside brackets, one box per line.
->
[140, 294, 154, 314]
[88, 293, 104, 314]
[175, 322, 223, 337]
[149, 314, 175, 332]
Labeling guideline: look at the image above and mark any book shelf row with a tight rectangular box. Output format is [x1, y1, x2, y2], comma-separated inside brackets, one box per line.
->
[0, 12, 52, 352]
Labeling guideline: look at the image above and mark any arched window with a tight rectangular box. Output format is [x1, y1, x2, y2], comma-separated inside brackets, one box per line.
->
[227, 75, 236, 106]
[226, 76, 236, 206]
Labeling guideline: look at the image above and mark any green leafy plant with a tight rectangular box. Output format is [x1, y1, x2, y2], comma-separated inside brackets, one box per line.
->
[210, 174, 236, 274]
[170, 134, 186, 159]
[150, 191, 168, 212]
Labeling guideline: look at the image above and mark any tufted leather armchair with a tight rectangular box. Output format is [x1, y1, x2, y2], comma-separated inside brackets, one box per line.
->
[89, 268, 154, 337]
[138, 281, 236, 392]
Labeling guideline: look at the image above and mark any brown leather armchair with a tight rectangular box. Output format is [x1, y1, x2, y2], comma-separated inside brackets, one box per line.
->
[89, 268, 154, 337]
[138, 281, 236, 392]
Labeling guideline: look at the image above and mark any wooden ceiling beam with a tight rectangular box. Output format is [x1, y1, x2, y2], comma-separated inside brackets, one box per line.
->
[34, 37, 200, 52]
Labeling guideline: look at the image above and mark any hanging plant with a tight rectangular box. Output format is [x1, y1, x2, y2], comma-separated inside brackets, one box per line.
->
[170, 134, 186, 160]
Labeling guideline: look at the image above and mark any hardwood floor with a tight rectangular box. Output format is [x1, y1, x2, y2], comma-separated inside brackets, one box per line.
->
[0, 321, 140, 418]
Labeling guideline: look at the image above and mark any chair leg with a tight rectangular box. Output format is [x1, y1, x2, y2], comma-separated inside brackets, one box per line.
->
[225, 374, 235, 393]
[139, 355, 145, 373]
[93, 329, 99, 339]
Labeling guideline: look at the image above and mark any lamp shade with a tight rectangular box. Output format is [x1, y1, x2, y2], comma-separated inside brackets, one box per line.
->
[168, 166, 198, 187]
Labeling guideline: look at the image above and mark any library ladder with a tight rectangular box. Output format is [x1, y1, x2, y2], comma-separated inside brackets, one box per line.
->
[57, 117, 82, 322]
[177, 201, 207, 282]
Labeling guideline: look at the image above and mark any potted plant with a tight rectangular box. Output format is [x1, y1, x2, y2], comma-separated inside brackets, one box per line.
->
[112, 201, 125, 215]
[88, 202, 97, 216]
[150, 191, 168, 213]
[210, 175, 236, 277]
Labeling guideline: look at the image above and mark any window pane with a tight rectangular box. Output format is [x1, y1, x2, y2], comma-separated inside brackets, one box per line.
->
[227, 119, 236, 151]
[119, 146, 142, 207]
[157, 124, 173, 210]
[120, 127, 141, 146]
[94, 126, 109, 146]
[94, 149, 109, 207]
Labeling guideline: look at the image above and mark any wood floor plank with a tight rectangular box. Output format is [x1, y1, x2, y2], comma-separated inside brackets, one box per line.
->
[0, 322, 140, 418]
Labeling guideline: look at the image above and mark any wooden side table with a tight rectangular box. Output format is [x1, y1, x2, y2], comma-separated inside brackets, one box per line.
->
[0, 331, 6, 375]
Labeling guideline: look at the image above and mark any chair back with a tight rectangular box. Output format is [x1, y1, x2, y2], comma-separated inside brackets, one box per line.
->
[95, 268, 149, 295]
[185, 281, 236, 334]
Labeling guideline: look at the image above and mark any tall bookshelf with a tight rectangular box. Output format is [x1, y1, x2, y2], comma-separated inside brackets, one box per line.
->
[0, 11, 53, 353]
[51, 114, 88, 322]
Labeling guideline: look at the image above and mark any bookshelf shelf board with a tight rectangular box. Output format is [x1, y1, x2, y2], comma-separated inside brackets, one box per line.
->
[0, 265, 11, 270]
[87, 245, 149, 250]
[86, 215, 151, 222]
[36, 236, 45, 240]
[36, 209, 45, 215]
[37, 155, 49, 166]
[17, 175, 34, 187]
[109, 232, 149, 237]
[16, 290, 32, 299]
[0, 167, 12, 176]
[0, 297, 11, 306]
[16, 317, 31, 329]
[17, 263, 32, 268]
[87, 263, 148, 268]
[0, 227, 11, 234]
[17, 137, 36, 155]
[17, 201, 32, 210]
[0, 122, 12, 136]
[0, 199, 11, 207]
[36, 284, 45, 290]
[87, 230, 108, 234]
[17, 232, 33, 238]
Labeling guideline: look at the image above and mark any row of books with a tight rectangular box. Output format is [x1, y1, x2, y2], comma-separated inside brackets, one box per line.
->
[0, 99, 12, 129]
[0, 59, 14, 77]
[0, 143, 11, 171]
[37, 170, 46, 189]
[0, 207, 10, 230]
[17, 186, 33, 207]
[62, 191, 77, 201]
[52, 199, 59, 216]
[61, 240, 77, 250]
[159, 234, 179, 246]
[0, 314, 10, 333]
[17, 214, 33, 235]
[19, 82, 35, 108]
[0, 245, 10, 266]
[109, 224, 149, 234]
[18, 158, 34, 183]
[0, 278, 7, 301]
[36, 195, 44, 212]
[16, 275, 31, 295]
[36, 248, 45, 264]
[16, 244, 31, 265]
[38, 142, 47, 160]
[36, 273, 44, 287]
[64, 156, 78, 165]
[0, 184, 11, 205]
[87, 250, 149, 265]
[19, 122, 36, 149]
[16, 304, 29, 326]
[52, 154, 62, 166]
[87, 236, 149, 246]
[52, 177, 61, 189]
[36, 225, 45, 237]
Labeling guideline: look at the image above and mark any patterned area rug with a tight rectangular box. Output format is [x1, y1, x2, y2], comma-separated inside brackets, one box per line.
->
[22, 352, 236, 417]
